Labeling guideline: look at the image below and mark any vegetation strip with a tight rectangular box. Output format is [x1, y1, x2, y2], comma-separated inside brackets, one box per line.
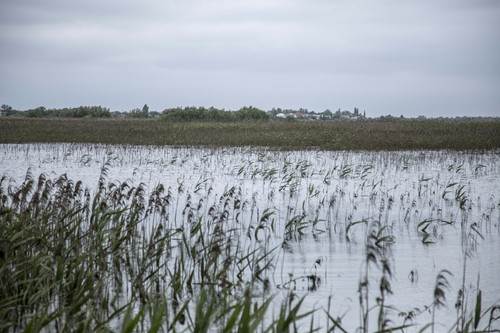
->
[1, 118, 499, 150]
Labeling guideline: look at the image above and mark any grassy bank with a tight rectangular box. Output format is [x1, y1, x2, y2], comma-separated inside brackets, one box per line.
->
[0, 117, 499, 150]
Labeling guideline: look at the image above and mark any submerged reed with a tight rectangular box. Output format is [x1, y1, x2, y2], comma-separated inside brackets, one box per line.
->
[1, 145, 499, 332]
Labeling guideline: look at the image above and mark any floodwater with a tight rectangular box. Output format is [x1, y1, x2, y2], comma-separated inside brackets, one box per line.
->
[1, 144, 499, 331]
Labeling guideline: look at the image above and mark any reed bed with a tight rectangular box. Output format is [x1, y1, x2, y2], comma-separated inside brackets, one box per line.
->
[0, 144, 499, 332]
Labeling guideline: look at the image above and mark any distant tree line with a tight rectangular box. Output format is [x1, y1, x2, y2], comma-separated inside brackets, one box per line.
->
[1, 105, 111, 118]
[0, 104, 269, 121]
[2, 103, 498, 122]
[161, 106, 269, 121]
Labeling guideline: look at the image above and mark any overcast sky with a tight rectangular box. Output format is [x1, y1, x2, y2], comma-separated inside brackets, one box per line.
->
[1, 0, 499, 116]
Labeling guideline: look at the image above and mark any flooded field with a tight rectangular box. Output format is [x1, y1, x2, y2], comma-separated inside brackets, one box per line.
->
[1, 144, 499, 332]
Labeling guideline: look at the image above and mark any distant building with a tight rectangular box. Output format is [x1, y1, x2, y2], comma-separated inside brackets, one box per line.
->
[273, 108, 364, 121]
[304, 113, 320, 120]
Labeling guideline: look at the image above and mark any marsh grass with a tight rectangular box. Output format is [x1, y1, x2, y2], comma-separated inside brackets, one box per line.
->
[1, 118, 499, 150]
[0, 168, 313, 332]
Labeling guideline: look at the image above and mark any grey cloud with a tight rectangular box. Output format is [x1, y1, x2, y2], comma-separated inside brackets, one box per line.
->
[1, 0, 499, 116]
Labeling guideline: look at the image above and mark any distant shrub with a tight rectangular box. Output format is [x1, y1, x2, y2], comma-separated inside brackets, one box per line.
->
[161, 106, 269, 122]
[235, 106, 270, 120]
[127, 104, 150, 118]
